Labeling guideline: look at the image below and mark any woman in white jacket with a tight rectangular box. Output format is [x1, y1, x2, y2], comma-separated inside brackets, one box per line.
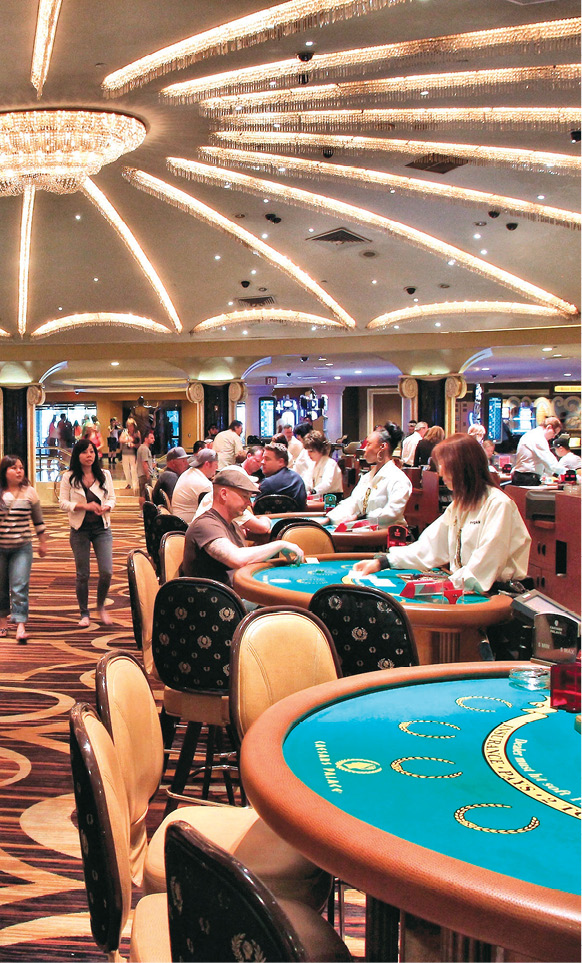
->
[327, 423, 411, 527]
[302, 431, 343, 496]
[59, 439, 116, 626]
[355, 433, 531, 594]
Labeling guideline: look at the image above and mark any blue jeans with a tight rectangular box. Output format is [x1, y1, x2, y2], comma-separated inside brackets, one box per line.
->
[0, 541, 33, 624]
[69, 526, 113, 619]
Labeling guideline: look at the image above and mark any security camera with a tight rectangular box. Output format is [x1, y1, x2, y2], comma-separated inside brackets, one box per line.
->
[488, 210, 500, 218]
[300, 356, 309, 362]
[286, 372, 292, 377]
[322, 148, 334, 159]
[571, 130, 581, 143]
[405, 286, 416, 295]
[491, 373, 498, 379]
[241, 280, 250, 288]
[506, 222, 518, 231]
[297, 51, 314, 62]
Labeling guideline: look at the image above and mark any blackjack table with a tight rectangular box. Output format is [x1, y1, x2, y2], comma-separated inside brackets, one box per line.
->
[233, 554, 512, 664]
[265, 513, 390, 551]
[241, 662, 581, 963]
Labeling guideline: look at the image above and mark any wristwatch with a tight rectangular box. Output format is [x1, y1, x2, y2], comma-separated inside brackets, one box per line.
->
[373, 553, 391, 570]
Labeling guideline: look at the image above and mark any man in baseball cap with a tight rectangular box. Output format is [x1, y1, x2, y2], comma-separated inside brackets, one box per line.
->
[152, 446, 190, 507]
[181, 466, 304, 586]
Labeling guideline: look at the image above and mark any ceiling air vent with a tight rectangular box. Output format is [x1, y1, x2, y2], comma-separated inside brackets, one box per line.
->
[405, 154, 468, 174]
[237, 295, 276, 308]
[309, 228, 371, 244]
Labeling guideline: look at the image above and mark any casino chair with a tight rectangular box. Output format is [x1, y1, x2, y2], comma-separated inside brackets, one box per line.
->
[153, 820, 352, 962]
[151, 577, 247, 807]
[309, 584, 419, 677]
[160, 489, 173, 512]
[69, 701, 170, 961]
[276, 520, 336, 555]
[149, 512, 188, 577]
[94, 651, 335, 912]
[142, 500, 160, 562]
[253, 493, 301, 514]
[269, 515, 309, 540]
[144, 483, 154, 502]
[159, 530, 185, 584]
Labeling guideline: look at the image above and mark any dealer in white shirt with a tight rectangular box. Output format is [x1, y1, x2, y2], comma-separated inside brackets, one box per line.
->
[512, 416, 561, 485]
[554, 434, 582, 473]
[401, 421, 428, 466]
[327, 423, 411, 527]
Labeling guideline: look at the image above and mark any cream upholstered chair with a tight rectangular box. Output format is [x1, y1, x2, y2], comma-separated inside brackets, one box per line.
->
[69, 702, 170, 962]
[159, 530, 185, 584]
[95, 650, 331, 910]
[276, 521, 335, 555]
[160, 489, 172, 512]
[150, 820, 351, 962]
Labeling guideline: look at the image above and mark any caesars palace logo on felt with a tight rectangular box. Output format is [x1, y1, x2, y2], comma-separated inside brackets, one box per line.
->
[314, 741, 382, 793]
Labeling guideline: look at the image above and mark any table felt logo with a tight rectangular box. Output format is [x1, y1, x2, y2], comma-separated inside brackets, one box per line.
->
[336, 758, 382, 774]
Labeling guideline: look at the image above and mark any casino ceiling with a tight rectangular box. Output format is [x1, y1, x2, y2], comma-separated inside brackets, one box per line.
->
[0, 0, 580, 392]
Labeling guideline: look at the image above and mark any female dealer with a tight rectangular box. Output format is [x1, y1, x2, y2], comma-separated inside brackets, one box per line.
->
[354, 433, 531, 594]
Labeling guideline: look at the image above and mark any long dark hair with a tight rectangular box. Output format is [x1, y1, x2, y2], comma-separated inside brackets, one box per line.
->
[68, 439, 107, 491]
[0, 455, 29, 493]
[432, 433, 494, 511]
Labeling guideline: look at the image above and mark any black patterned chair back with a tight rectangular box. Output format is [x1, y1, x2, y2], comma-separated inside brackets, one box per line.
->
[253, 493, 300, 514]
[142, 500, 160, 559]
[309, 584, 418, 676]
[69, 702, 132, 956]
[152, 578, 246, 695]
[150, 512, 188, 575]
[269, 516, 308, 540]
[165, 820, 307, 962]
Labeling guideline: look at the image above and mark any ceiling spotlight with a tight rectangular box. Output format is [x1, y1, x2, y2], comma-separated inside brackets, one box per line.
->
[110, 361, 119, 366]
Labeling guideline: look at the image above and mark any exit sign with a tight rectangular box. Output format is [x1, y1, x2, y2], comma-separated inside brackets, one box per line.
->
[265, 376, 277, 385]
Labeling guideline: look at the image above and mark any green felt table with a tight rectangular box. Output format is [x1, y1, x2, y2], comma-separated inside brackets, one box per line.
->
[241, 662, 581, 962]
[233, 554, 512, 664]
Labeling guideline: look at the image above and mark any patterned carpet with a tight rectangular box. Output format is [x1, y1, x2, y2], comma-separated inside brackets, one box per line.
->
[0, 502, 369, 961]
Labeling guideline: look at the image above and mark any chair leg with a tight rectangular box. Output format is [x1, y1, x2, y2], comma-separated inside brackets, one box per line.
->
[159, 708, 178, 777]
[166, 721, 203, 815]
[201, 726, 217, 799]
[216, 728, 236, 806]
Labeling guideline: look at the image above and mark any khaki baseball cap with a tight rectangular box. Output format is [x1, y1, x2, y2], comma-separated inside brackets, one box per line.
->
[212, 467, 259, 493]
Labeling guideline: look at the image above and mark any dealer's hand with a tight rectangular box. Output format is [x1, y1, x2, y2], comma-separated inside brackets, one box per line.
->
[352, 558, 382, 576]
[279, 541, 305, 565]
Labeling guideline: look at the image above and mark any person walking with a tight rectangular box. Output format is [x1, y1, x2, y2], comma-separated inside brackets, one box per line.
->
[119, 418, 140, 492]
[0, 456, 48, 644]
[59, 439, 116, 627]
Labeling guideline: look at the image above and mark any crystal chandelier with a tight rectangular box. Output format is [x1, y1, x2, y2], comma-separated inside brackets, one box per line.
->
[0, 109, 146, 196]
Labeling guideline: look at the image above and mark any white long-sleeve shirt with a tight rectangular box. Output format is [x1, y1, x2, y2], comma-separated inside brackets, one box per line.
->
[212, 429, 244, 469]
[401, 430, 422, 466]
[513, 426, 559, 477]
[328, 460, 411, 527]
[303, 455, 343, 495]
[386, 485, 531, 593]
[557, 451, 581, 472]
[171, 467, 212, 524]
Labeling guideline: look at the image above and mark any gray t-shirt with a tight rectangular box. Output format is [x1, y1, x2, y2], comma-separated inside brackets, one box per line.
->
[136, 443, 153, 479]
[181, 508, 245, 585]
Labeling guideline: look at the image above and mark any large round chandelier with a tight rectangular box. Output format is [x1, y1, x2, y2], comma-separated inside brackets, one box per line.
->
[0, 109, 146, 195]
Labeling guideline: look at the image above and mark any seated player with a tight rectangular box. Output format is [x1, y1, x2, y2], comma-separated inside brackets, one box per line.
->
[152, 447, 190, 506]
[242, 444, 264, 481]
[181, 468, 304, 585]
[302, 431, 343, 496]
[354, 433, 531, 594]
[171, 448, 217, 524]
[554, 434, 581, 473]
[259, 442, 308, 510]
[327, 423, 411, 528]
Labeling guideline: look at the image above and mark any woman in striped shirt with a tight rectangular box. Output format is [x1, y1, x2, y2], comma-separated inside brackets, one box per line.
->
[0, 456, 48, 643]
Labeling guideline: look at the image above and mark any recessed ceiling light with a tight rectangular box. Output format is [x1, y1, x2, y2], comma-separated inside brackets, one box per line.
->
[75, 214, 81, 221]
[564, 372, 572, 377]
[473, 233, 481, 240]
[261, 233, 269, 239]
[474, 221, 486, 227]
[93, 277, 99, 282]
[58, 306, 63, 311]
[434, 322, 441, 327]
[389, 188, 396, 194]
[553, 353, 563, 358]
[277, 167, 286, 173]
[250, 269, 257, 275]
[420, 90, 429, 97]
[308, 228, 315, 233]
[305, 40, 314, 47]
[475, 367, 480, 372]
[355, 369, 362, 374]
[242, 329, 248, 335]
[480, 249, 488, 255]
[413, 297, 419, 302]
[394, 324, 399, 329]
[110, 361, 119, 366]
[311, 325, 317, 331]
[372, 279, 377, 285]
[482, 366, 490, 371]
[214, 254, 221, 260]
[325, 362, 333, 366]
[333, 375, 341, 380]
[263, 198, 269, 203]
[537, 194, 545, 200]
[318, 356, 326, 361]
[447, 259, 456, 266]
[321, 380, 327, 384]
[221, 325, 226, 331]
[228, 300, 234, 306]
[542, 347, 552, 351]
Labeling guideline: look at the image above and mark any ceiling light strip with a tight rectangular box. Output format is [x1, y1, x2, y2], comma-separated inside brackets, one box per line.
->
[212, 130, 580, 175]
[82, 178, 182, 332]
[123, 168, 356, 329]
[161, 18, 581, 102]
[200, 65, 581, 115]
[30, 0, 63, 98]
[167, 159, 578, 316]
[31, 313, 172, 339]
[102, 0, 399, 96]
[199, 147, 580, 230]
[18, 188, 35, 336]
[368, 301, 567, 330]
[192, 309, 345, 333]
[223, 107, 581, 133]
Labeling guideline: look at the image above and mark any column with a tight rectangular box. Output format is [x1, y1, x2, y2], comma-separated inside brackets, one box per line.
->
[26, 385, 45, 482]
[398, 377, 418, 427]
[444, 375, 468, 435]
[228, 380, 246, 424]
[185, 382, 204, 441]
[244, 384, 266, 440]
[321, 384, 344, 442]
